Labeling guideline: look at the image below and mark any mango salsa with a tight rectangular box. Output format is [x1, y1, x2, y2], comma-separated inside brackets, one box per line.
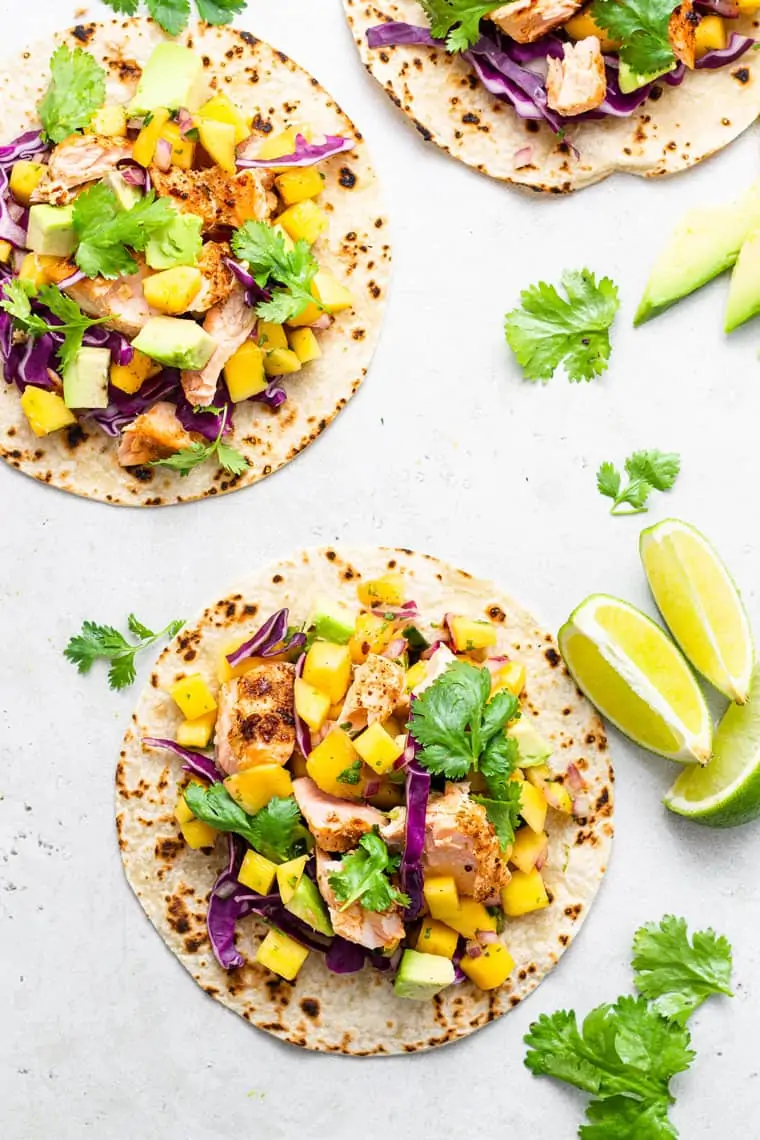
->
[278, 199, 328, 245]
[89, 104, 128, 137]
[491, 661, 526, 698]
[294, 677, 331, 732]
[276, 854, 309, 904]
[198, 118, 237, 175]
[0, 241, 11, 265]
[198, 92, 250, 144]
[275, 167, 324, 206]
[216, 638, 260, 684]
[349, 612, 395, 664]
[415, 918, 459, 959]
[543, 780, 573, 814]
[10, 161, 46, 206]
[133, 108, 171, 167]
[256, 928, 309, 981]
[501, 869, 549, 917]
[18, 253, 63, 289]
[564, 9, 621, 50]
[449, 616, 497, 653]
[264, 347, 302, 377]
[443, 899, 497, 940]
[357, 574, 405, 607]
[143, 266, 203, 315]
[259, 322, 289, 351]
[520, 781, 547, 834]
[287, 327, 322, 364]
[180, 818, 218, 849]
[223, 341, 268, 402]
[303, 641, 352, 704]
[353, 721, 404, 775]
[224, 764, 293, 814]
[460, 943, 515, 990]
[160, 120, 196, 170]
[306, 727, 362, 798]
[176, 710, 217, 750]
[170, 674, 218, 721]
[695, 14, 726, 57]
[174, 793, 195, 825]
[20, 387, 76, 436]
[110, 348, 162, 395]
[423, 875, 460, 921]
[404, 661, 428, 692]
[238, 849, 278, 894]
[313, 269, 353, 314]
[510, 826, 548, 875]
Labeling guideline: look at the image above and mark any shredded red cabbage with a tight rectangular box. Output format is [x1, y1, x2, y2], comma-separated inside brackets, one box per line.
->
[208, 835, 249, 969]
[325, 937, 367, 974]
[294, 653, 312, 758]
[142, 736, 223, 783]
[0, 129, 48, 168]
[226, 608, 306, 668]
[238, 133, 355, 169]
[695, 33, 754, 67]
[254, 378, 288, 410]
[224, 257, 272, 306]
[0, 167, 29, 248]
[400, 735, 430, 921]
[82, 325, 135, 366]
[82, 370, 181, 436]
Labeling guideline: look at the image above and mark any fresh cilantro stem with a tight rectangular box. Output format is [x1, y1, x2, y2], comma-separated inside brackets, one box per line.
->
[596, 451, 680, 517]
[151, 405, 249, 478]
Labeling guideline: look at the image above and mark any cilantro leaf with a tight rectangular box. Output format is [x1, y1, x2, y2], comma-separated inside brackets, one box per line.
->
[419, 0, 497, 51]
[473, 781, 522, 848]
[505, 269, 620, 384]
[0, 280, 111, 374]
[38, 45, 106, 145]
[625, 450, 681, 492]
[196, 0, 247, 22]
[73, 184, 176, 279]
[632, 915, 734, 1026]
[596, 461, 621, 502]
[596, 450, 680, 516]
[338, 760, 363, 785]
[328, 832, 410, 913]
[591, 0, 680, 77]
[580, 1096, 678, 1139]
[147, 0, 192, 35]
[64, 614, 184, 690]
[103, 0, 140, 10]
[152, 406, 249, 478]
[249, 796, 312, 863]
[231, 221, 324, 324]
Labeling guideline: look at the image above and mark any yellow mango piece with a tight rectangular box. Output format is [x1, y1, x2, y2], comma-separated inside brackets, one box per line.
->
[216, 638, 261, 684]
[10, 161, 47, 207]
[239, 849, 278, 894]
[695, 14, 726, 57]
[449, 616, 497, 653]
[287, 327, 322, 364]
[133, 108, 171, 167]
[349, 612, 395, 665]
[510, 826, 548, 875]
[415, 918, 459, 959]
[366, 781, 405, 810]
[491, 661, 526, 698]
[18, 253, 62, 289]
[306, 727, 363, 798]
[353, 722, 404, 775]
[110, 348, 162, 395]
[278, 199, 328, 245]
[198, 118, 237, 175]
[423, 876, 460, 921]
[312, 269, 353, 314]
[198, 92, 249, 144]
[405, 661, 428, 692]
[290, 752, 309, 779]
[170, 674, 218, 720]
[20, 387, 76, 437]
[264, 347, 302, 377]
[564, 9, 621, 50]
[357, 574, 405, 607]
[501, 869, 549, 917]
[294, 677, 331, 732]
[285, 300, 322, 329]
[303, 641, 352, 704]
[180, 818, 218, 849]
[460, 943, 515, 990]
[223, 340, 267, 402]
[520, 781, 547, 834]
[275, 167, 324, 206]
[443, 899, 497, 940]
[256, 927, 309, 981]
[526, 763, 552, 790]
[0, 241, 11, 265]
[174, 793, 195, 825]
[259, 322, 289, 351]
[176, 710, 217, 750]
[143, 266, 202, 315]
[276, 855, 308, 904]
[224, 764, 293, 815]
[90, 104, 127, 137]
[160, 120, 196, 170]
[543, 780, 573, 814]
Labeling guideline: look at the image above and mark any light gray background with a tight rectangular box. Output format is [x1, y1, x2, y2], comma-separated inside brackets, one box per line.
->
[2, 1, 759, 1136]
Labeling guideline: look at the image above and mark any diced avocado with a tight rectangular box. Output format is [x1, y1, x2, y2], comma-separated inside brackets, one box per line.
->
[310, 597, 356, 645]
[394, 949, 455, 1000]
[284, 873, 334, 937]
[725, 229, 760, 332]
[145, 209, 203, 271]
[508, 720, 553, 768]
[104, 171, 141, 213]
[63, 346, 111, 410]
[132, 316, 216, 371]
[617, 59, 674, 95]
[129, 43, 209, 116]
[26, 204, 75, 258]
[635, 179, 760, 325]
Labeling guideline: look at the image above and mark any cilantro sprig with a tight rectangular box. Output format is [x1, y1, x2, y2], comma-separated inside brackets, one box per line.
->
[231, 221, 325, 325]
[505, 269, 620, 384]
[0, 280, 109, 373]
[151, 406, 249, 478]
[73, 183, 176, 279]
[64, 614, 185, 690]
[185, 785, 311, 864]
[38, 45, 106, 144]
[591, 0, 680, 77]
[597, 450, 681, 516]
[632, 915, 734, 1025]
[328, 832, 410, 913]
[338, 760, 363, 785]
[101, 0, 246, 36]
[419, 0, 497, 52]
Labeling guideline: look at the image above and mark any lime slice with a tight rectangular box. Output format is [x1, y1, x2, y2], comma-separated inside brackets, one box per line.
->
[665, 665, 760, 826]
[559, 594, 712, 764]
[640, 519, 754, 705]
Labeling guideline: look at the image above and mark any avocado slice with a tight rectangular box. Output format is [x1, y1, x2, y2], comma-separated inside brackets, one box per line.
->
[63, 346, 111, 410]
[508, 719, 553, 768]
[145, 209, 203, 272]
[617, 59, 675, 95]
[284, 873, 334, 937]
[129, 43, 209, 116]
[26, 204, 76, 258]
[635, 179, 760, 325]
[310, 597, 356, 645]
[133, 316, 217, 371]
[394, 950, 455, 1000]
[725, 229, 760, 332]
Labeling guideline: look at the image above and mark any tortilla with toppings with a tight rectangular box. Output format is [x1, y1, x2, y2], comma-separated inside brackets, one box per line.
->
[117, 547, 613, 1054]
[344, 0, 760, 192]
[0, 20, 389, 506]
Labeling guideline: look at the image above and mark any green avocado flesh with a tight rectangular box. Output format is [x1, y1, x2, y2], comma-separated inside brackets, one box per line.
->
[394, 950, 455, 1000]
[284, 873, 334, 937]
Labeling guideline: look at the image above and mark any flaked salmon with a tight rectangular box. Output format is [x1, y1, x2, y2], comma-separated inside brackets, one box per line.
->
[216, 663, 296, 774]
[546, 37, 607, 116]
[30, 135, 133, 206]
[180, 283, 255, 406]
[150, 165, 275, 232]
[117, 400, 195, 467]
[488, 0, 583, 43]
[340, 654, 405, 731]
[316, 849, 405, 951]
[292, 776, 387, 853]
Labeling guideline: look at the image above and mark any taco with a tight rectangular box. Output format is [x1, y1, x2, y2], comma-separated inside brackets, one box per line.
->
[117, 547, 613, 1054]
[0, 21, 389, 506]
[344, 0, 760, 192]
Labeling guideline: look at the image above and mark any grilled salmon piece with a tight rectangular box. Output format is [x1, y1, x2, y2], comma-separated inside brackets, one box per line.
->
[30, 135, 133, 206]
[117, 401, 196, 467]
[216, 663, 296, 774]
[546, 37, 607, 116]
[191, 241, 236, 313]
[340, 654, 405, 731]
[292, 776, 386, 853]
[150, 165, 275, 232]
[181, 283, 255, 406]
[488, 0, 583, 43]
[669, 0, 699, 68]
[316, 849, 405, 951]
[66, 260, 158, 337]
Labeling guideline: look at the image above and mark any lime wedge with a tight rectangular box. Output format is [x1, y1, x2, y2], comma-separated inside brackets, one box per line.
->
[559, 594, 712, 764]
[665, 665, 760, 826]
[640, 519, 754, 704]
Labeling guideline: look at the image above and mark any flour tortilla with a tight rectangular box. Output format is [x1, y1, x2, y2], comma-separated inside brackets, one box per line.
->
[345, 0, 760, 192]
[117, 547, 614, 1054]
[0, 20, 390, 506]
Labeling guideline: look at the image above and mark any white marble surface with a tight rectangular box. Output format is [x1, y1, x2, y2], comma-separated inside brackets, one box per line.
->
[2, 1, 760, 1136]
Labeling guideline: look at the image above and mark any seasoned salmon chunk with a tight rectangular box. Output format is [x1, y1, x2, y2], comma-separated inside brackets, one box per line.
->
[117, 401, 196, 467]
[293, 776, 387, 853]
[316, 850, 405, 951]
[488, 0, 583, 43]
[150, 165, 275, 232]
[30, 135, 134, 205]
[546, 37, 607, 116]
[216, 663, 296, 774]
[181, 283, 255, 406]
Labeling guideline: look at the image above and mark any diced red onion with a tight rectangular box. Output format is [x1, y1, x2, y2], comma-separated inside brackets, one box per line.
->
[309, 313, 333, 331]
[565, 763, 585, 793]
[535, 849, 548, 872]
[154, 137, 172, 172]
[421, 638, 447, 660]
[177, 108, 195, 138]
[384, 638, 407, 659]
[364, 779, 381, 797]
[466, 941, 483, 959]
[514, 146, 533, 168]
[477, 930, 499, 945]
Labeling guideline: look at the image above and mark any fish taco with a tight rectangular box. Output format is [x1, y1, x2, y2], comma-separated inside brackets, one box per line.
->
[0, 20, 389, 505]
[344, 0, 760, 191]
[117, 548, 613, 1054]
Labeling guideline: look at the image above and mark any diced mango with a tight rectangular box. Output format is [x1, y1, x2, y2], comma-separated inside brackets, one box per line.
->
[564, 9, 621, 50]
[198, 118, 237, 175]
[143, 266, 202, 315]
[20, 387, 76, 437]
[256, 927, 309, 981]
[0, 241, 11, 265]
[349, 612, 395, 665]
[239, 849, 278, 894]
[543, 780, 573, 814]
[423, 875, 460, 921]
[224, 764, 293, 815]
[491, 661, 526, 698]
[18, 253, 62, 289]
[170, 674, 218, 720]
[176, 710, 217, 750]
[264, 347, 302, 377]
[278, 199, 328, 245]
[198, 92, 250, 144]
[223, 340, 267, 402]
[275, 167, 324, 206]
[287, 327, 322, 364]
[10, 161, 46, 206]
[519, 780, 547, 834]
[259, 322, 289, 351]
[312, 269, 353, 314]
[303, 641, 352, 704]
[294, 677, 331, 732]
[276, 855, 309, 904]
[443, 899, 497, 940]
[357, 574, 405, 607]
[90, 104, 128, 137]
[736, 0, 758, 8]
[510, 826, 548, 875]
[306, 727, 362, 798]
[415, 918, 459, 959]
[353, 722, 404, 775]
[695, 14, 726, 57]
[133, 108, 171, 167]
[180, 818, 218, 849]
[501, 869, 549, 918]
[110, 348, 162, 395]
[160, 119, 196, 170]
[366, 781, 405, 810]
[449, 616, 497, 653]
[216, 638, 261, 684]
[460, 943, 515, 990]
[404, 661, 428, 692]
[289, 752, 309, 780]
[174, 792, 195, 825]
[273, 222, 295, 251]
[526, 763, 552, 790]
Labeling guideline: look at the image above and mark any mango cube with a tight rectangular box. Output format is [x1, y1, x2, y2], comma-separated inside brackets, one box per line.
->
[415, 918, 459, 959]
[543, 780, 573, 814]
[564, 9, 620, 50]
[264, 348, 302, 377]
[520, 781, 547, 834]
[159, 119, 196, 170]
[18, 253, 61, 289]
[0, 241, 11, 265]
[224, 340, 268, 402]
[501, 869, 549, 917]
[443, 899, 497, 940]
[423, 876, 460, 921]
[510, 827, 548, 875]
[10, 161, 47, 206]
[294, 677, 331, 732]
[312, 269, 353, 314]
[491, 661, 526, 697]
[256, 927, 309, 981]
[199, 92, 250, 144]
[224, 764, 293, 815]
[216, 638, 259, 684]
[90, 104, 128, 137]
[278, 199, 328, 245]
[449, 616, 497, 653]
[353, 722, 404, 775]
[170, 674, 218, 720]
[357, 574, 405, 607]
[176, 710, 217, 750]
[349, 612, 395, 665]
[303, 641, 352, 704]
[259, 322, 289, 351]
[20, 387, 76, 437]
[526, 763, 552, 790]
[198, 118, 237, 174]
[174, 793, 195, 825]
[289, 752, 309, 780]
[110, 348, 162, 395]
[460, 943, 515, 990]
[306, 727, 362, 798]
[287, 327, 322, 364]
[180, 818, 218, 849]
[405, 661, 428, 692]
[133, 108, 171, 166]
[143, 266, 202, 315]
[256, 124, 312, 164]
[275, 167, 324, 206]
[239, 849, 278, 894]
[276, 855, 309, 904]
[695, 14, 726, 57]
